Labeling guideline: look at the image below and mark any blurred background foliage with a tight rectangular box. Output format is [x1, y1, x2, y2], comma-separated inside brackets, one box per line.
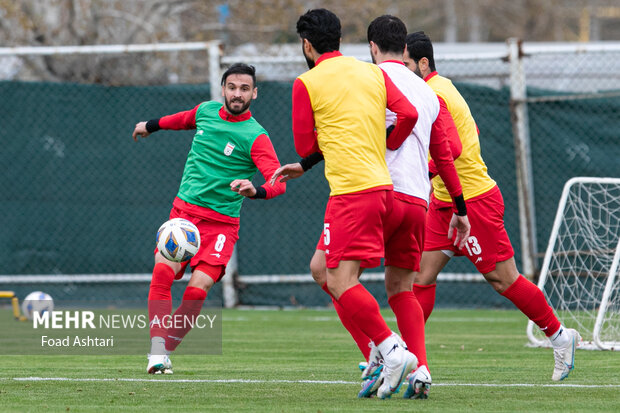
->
[1, 0, 619, 83]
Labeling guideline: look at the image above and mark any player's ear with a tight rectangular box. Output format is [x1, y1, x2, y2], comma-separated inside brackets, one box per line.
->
[419, 57, 429, 72]
[252, 86, 257, 100]
[369, 41, 377, 55]
[302, 38, 312, 54]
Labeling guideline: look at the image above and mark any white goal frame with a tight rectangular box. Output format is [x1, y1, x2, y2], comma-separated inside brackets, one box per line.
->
[526, 177, 620, 350]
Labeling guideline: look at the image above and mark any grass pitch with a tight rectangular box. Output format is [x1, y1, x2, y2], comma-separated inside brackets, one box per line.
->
[1, 308, 619, 412]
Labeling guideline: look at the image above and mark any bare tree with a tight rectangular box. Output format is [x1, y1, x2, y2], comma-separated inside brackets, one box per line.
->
[0, 0, 618, 84]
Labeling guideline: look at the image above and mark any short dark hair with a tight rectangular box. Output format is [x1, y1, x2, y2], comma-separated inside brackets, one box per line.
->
[405, 31, 436, 71]
[221, 63, 256, 87]
[296, 8, 341, 54]
[367, 15, 407, 54]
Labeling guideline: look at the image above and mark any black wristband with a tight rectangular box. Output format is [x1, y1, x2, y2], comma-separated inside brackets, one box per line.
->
[250, 186, 267, 199]
[146, 119, 161, 133]
[454, 194, 467, 216]
[386, 124, 395, 140]
[299, 152, 324, 172]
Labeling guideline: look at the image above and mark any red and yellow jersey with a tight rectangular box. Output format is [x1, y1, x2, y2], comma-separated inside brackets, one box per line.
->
[425, 72, 496, 202]
[293, 51, 417, 196]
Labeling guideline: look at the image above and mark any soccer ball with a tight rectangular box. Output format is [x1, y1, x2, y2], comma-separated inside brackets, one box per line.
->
[156, 218, 201, 262]
[21, 291, 54, 320]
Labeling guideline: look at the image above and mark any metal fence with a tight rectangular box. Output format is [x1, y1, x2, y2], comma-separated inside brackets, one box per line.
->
[1, 40, 619, 309]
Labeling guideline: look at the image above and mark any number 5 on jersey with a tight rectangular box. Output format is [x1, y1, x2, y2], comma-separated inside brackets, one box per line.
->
[323, 223, 330, 246]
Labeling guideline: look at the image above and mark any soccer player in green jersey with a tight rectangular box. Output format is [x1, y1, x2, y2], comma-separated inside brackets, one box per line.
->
[132, 63, 286, 374]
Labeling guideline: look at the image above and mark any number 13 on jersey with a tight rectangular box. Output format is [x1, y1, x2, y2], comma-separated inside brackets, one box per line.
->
[464, 235, 482, 256]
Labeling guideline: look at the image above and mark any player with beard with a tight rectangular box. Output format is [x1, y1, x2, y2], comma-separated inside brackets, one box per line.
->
[273, 16, 469, 399]
[279, 9, 419, 399]
[132, 63, 286, 374]
[404, 31, 581, 382]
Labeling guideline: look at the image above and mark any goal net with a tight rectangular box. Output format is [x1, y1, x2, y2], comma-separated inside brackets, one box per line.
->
[527, 177, 620, 350]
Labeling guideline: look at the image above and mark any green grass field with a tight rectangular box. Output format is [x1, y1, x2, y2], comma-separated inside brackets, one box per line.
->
[1, 308, 619, 412]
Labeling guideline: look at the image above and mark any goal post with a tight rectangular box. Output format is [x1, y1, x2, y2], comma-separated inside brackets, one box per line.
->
[527, 177, 620, 350]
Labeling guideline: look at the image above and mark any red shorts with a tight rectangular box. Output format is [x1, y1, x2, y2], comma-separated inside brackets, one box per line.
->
[383, 193, 427, 271]
[316, 188, 391, 269]
[154, 205, 239, 282]
[424, 186, 514, 274]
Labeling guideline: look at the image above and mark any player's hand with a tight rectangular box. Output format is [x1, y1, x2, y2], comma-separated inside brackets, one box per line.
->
[448, 213, 471, 249]
[230, 179, 257, 197]
[270, 162, 305, 185]
[132, 121, 150, 141]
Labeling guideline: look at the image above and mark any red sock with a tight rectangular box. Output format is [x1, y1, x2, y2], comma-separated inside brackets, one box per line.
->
[322, 283, 371, 360]
[388, 291, 428, 369]
[165, 286, 207, 351]
[501, 275, 561, 337]
[413, 283, 436, 323]
[148, 263, 175, 338]
[337, 284, 392, 346]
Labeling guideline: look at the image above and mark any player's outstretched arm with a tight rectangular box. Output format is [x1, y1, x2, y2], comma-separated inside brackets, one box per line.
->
[270, 152, 323, 185]
[448, 213, 471, 249]
[230, 179, 257, 198]
[271, 163, 304, 185]
[132, 121, 150, 141]
[133, 104, 200, 141]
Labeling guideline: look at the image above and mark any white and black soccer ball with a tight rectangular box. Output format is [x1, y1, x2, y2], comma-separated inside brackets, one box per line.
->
[156, 218, 201, 262]
[21, 291, 54, 320]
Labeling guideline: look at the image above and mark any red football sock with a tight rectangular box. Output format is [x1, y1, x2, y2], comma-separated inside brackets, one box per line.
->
[322, 283, 371, 360]
[501, 275, 561, 337]
[388, 291, 428, 369]
[412, 283, 436, 323]
[165, 286, 207, 351]
[148, 263, 175, 338]
[337, 284, 392, 346]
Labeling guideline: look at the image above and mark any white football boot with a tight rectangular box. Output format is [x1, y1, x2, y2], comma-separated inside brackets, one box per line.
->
[361, 341, 383, 379]
[403, 365, 431, 399]
[147, 354, 173, 375]
[552, 328, 581, 381]
[162, 355, 173, 374]
[358, 370, 384, 398]
[376, 334, 418, 399]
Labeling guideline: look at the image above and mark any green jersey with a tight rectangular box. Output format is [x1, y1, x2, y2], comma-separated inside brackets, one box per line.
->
[177, 101, 269, 218]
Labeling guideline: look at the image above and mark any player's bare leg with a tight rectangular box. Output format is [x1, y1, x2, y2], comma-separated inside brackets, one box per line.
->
[486, 257, 581, 380]
[310, 249, 327, 286]
[480, 258, 519, 293]
[325, 260, 363, 299]
[187, 269, 216, 291]
[415, 251, 451, 286]
[312, 250, 364, 286]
